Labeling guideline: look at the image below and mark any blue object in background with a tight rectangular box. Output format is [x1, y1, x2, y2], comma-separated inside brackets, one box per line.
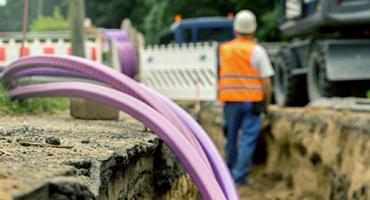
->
[157, 17, 235, 44]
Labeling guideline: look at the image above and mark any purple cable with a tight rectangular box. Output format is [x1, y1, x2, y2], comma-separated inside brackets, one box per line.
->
[103, 29, 129, 42]
[104, 29, 137, 78]
[2, 55, 212, 172]
[9, 82, 226, 200]
[117, 41, 136, 77]
[14, 68, 90, 79]
[146, 86, 239, 200]
[3, 55, 239, 199]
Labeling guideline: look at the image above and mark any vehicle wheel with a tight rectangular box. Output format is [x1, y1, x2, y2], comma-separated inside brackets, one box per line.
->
[273, 48, 308, 106]
[307, 45, 335, 101]
[307, 44, 370, 101]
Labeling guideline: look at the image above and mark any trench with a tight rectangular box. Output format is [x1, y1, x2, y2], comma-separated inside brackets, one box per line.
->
[197, 104, 370, 200]
[15, 144, 198, 200]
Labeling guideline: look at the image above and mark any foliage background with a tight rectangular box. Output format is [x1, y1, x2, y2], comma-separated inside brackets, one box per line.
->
[0, 0, 281, 42]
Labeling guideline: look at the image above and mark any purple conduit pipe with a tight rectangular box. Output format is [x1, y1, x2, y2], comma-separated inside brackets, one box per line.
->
[146, 86, 239, 200]
[9, 82, 226, 200]
[1, 55, 212, 172]
[104, 29, 137, 78]
[3, 55, 239, 199]
[13, 68, 91, 79]
[117, 41, 136, 77]
[103, 29, 129, 42]
[10, 68, 239, 200]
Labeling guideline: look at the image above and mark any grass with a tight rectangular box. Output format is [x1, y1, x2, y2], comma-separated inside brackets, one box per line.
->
[0, 83, 69, 115]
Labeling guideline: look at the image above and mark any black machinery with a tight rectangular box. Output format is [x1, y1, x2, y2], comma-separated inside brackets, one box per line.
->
[273, 0, 370, 106]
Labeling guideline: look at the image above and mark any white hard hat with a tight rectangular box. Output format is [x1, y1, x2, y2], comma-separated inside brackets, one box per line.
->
[233, 10, 257, 34]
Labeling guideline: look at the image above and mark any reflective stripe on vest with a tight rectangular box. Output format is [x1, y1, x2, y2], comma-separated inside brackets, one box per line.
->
[218, 38, 263, 102]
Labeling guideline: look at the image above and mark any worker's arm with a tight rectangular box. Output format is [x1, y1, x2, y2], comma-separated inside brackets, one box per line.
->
[251, 45, 274, 112]
[262, 77, 272, 113]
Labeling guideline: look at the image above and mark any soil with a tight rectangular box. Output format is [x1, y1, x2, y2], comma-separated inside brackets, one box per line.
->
[0, 111, 196, 200]
[198, 102, 370, 200]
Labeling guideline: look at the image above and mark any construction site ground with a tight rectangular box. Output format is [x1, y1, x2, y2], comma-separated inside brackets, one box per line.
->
[0, 99, 369, 199]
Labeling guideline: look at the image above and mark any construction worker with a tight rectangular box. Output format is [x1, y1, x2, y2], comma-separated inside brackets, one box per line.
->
[218, 10, 274, 185]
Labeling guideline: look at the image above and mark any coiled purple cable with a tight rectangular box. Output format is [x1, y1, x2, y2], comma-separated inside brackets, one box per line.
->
[104, 29, 137, 78]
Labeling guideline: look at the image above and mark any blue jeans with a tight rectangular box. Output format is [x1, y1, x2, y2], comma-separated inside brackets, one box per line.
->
[223, 102, 261, 184]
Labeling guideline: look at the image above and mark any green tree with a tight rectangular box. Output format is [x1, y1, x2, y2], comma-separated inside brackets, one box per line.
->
[257, 8, 282, 41]
[30, 7, 69, 32]
[85, 0, 281, 43]
[142, 0, 237, 43]
[0, 0, 37, 32]
[85, 0, 148, 31]
[230, 0, 274, 19]
[0, 0, 67, 32]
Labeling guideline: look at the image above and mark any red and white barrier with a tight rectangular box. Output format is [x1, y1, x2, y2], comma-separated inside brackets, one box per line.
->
[0, 35, 102, 67]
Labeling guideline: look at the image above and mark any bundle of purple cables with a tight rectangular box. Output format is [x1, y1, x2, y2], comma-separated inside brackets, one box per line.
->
[0, 31, 239, 200]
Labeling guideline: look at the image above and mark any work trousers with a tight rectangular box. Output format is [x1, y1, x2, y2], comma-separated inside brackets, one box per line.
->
[223, 102, 261, 184]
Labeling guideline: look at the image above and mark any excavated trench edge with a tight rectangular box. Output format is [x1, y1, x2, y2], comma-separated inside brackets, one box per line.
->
[12, 137, 192, 200]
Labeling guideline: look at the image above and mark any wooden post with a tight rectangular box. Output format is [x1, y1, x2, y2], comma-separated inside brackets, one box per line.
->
[69, 0, 118, 120]
[69, 0, 85, 58]
[20, 0, 29, 58]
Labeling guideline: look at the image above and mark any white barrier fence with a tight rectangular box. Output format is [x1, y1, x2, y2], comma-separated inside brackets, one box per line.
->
[140, 43, 218, 101]
[0, 32, 102, 68]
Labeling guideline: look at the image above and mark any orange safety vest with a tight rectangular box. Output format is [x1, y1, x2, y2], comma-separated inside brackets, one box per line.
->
[218, 38, 264, 102]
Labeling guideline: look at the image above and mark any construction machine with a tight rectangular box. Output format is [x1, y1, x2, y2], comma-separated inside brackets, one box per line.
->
[273, 0, 370, 106]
